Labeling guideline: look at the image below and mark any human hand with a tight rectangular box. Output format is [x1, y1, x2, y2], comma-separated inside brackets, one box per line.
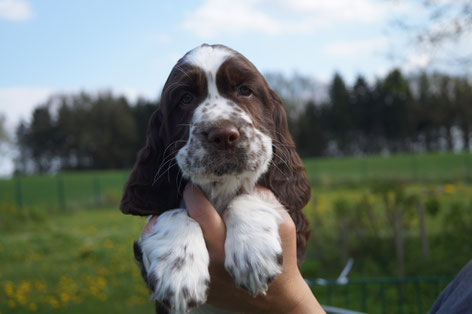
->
[182, 183, 325, 314]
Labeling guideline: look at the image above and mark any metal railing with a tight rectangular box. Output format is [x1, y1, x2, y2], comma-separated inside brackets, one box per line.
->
[307, 276, 454, 314]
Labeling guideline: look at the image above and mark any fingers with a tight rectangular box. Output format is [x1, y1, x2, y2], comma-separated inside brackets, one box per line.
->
[141, 215, 159, 237]
[255, 185, 283, 208]
[183, 183, 226, 253]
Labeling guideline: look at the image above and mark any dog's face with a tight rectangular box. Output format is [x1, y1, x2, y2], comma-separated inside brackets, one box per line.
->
[173, 45, 273, 187]
[121, 44, 311, 263]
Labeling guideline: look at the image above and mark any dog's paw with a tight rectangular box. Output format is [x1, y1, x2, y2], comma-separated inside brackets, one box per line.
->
[141, 209, 210, 313]
[223, 195, 284, 296]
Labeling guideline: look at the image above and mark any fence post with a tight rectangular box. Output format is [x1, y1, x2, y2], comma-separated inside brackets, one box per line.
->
[15, 176, 23, 209]
[361, 282, 367, 312]
[94, 176, 101, 207]
[380, 282, 386, 314]
[415, 281, 423, 314]
[57, 176, 66, 211]
[464, 152, 470, 182]
[344, 283, 350, 308]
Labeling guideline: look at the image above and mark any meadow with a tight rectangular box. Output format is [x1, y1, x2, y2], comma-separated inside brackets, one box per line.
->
[1, 152, 471, 313]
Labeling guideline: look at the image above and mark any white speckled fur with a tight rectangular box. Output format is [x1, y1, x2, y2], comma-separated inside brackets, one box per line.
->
[140, 209, 210, 313]
[223, 193, 284, 295]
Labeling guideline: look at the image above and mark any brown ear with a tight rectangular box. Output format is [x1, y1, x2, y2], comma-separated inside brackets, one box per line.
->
[120, 109, 184, 216]
[261, 89, 312, 265]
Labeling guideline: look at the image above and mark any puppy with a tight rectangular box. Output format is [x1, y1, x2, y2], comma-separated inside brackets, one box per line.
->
[121, 44, 311, 313]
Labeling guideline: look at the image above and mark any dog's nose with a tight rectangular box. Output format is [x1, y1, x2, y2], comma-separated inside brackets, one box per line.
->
[207, 125, 240, 149]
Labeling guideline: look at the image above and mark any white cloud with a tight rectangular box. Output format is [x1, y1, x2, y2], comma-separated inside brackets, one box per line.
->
[402, 52, 432, 72]
[182, 0, 410, 38]
[278, 0, 390, 23]
[0, 0, 33, 21]
[324, 37, 389, 57]
[182, 0, 280, 38]
[0, 86, 52, 132]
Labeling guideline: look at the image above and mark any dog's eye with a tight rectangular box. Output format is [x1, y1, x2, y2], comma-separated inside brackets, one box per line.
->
[180, 93, 194, 105]
[237, 85, 252, 97]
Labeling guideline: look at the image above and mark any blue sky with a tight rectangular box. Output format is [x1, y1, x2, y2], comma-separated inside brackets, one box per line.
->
[0, 0, 470, 131]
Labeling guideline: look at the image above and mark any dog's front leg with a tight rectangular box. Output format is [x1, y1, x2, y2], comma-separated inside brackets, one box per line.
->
[139, 208, 210, 313]
[223, 194, 284, 296]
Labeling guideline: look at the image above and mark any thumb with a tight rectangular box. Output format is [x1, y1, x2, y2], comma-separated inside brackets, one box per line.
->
[183, 183, 226, 252]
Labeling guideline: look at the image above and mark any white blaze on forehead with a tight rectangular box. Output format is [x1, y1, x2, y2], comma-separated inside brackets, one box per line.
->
[183, 45, 234, 75]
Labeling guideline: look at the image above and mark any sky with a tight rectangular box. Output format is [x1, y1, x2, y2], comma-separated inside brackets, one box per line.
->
[0, 0, 470, 175]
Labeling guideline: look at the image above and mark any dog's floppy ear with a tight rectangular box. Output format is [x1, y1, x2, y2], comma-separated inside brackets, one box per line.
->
[120, 109, 183, 216]
[261, 89, 312, 264]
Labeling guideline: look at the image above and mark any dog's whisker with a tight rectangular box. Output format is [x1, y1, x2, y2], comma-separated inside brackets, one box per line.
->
[269, 159, 287, 178]
[167, 159, 177, 184]
[176, 123, 193, 128]
[153, 160, 177, 185]
[271, 152, 292, 176]
[154, 155, 176, 184]
[176, 171, 184, 197]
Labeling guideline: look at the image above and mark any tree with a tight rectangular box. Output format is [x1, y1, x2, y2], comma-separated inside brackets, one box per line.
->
[295, 101, 327, 157]
[351, 76, 381, 153]
[0, 115, 11, 172]
[15, 91, 141, 173]
[328, 73, 353, 155]
[28, 106, 56, 172]
[378, 69, 414, 152]
[454, 77, 472, 151]
[436, 74, 456, 151]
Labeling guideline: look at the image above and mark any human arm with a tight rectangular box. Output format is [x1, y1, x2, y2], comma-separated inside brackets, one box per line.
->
[182, 183, 325, 314]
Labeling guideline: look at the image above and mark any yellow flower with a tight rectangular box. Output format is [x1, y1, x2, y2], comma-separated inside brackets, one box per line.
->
[444, 184, 455, 194]
[3, 281, 14, 297]
[48, 296, 60, 308]
[8, 300, 16, 308]
[29, 302, 38, 311]
[34, 280, 47, 293]
[60, 292, 70, 304]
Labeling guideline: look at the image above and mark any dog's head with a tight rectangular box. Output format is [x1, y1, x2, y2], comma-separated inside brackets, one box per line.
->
[121, 44, 311, 261]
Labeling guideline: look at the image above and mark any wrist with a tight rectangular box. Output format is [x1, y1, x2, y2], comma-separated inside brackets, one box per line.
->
[278, 273, 324, 314]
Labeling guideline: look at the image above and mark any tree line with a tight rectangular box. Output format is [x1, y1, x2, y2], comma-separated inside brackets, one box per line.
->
[287, 70, 472, 157]
[14, 69, 472, 173]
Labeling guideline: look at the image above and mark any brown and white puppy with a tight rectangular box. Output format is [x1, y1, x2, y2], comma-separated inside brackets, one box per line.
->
[120, 44, 311, 313]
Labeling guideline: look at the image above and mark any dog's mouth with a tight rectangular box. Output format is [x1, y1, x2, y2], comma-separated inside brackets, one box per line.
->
[194, 149, 248, 176]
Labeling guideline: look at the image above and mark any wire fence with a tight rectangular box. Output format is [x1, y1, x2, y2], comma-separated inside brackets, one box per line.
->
[307, 276, 454, 314]
[0, 171, 129, 211]
[1, 152, 471, 210]
[305, 152, 472, 186]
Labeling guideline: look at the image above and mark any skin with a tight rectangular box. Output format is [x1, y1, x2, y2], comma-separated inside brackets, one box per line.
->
[142, 183, 325, 314]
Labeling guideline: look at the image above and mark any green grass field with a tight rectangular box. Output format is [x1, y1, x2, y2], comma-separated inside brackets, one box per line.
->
[0, 208, 153, 314]
[305, 151, 472, 185]
[1, 152, 472, 313]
